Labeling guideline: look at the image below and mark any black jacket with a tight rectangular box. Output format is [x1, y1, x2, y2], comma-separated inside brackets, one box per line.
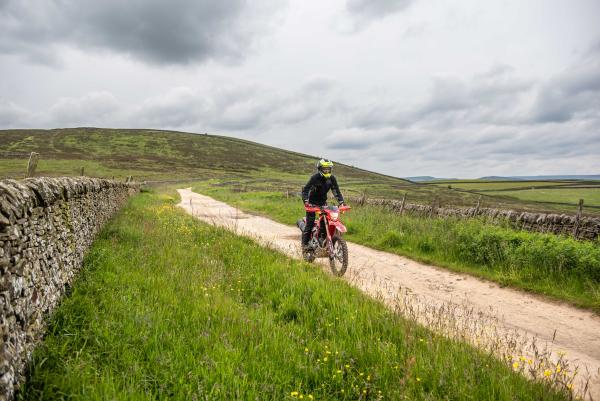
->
[302, 173, 344, 206]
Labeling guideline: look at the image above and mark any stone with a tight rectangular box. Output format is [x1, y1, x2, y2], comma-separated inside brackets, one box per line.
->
[0, 177, 139, 401]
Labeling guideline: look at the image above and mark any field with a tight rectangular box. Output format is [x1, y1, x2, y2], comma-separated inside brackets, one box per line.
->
[428, 180, 600, 210]
[192, 184, 600, 311]
[19, 189, 573, 400]
[1, 128, 599, 215]
[485, 188, 600, 207]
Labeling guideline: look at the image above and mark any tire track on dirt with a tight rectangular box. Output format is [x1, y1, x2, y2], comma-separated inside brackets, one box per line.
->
[177, 188, 600, 398]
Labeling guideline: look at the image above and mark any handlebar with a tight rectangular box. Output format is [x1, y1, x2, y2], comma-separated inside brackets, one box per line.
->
[304, 204, 351, 213]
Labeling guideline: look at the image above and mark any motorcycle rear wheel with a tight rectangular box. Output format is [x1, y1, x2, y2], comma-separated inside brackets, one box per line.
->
[329, 237, 348, 276]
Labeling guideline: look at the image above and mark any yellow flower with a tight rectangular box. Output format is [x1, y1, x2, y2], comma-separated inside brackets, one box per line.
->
[336, 370, 342, 374]
[291, 391, 299, 397]
[367, 375, 371, 381]
[544, 369, 552, 377]
[512, 362, 519, 370]
[416, 377, 421, 382]
[304, 348, 308, 353]
[308, 395, 313, 400]
[323, 357, 328, 362]
[299, 396, 303, 399]
[556, 365, 561, 373]
[345, 364, 350, 368]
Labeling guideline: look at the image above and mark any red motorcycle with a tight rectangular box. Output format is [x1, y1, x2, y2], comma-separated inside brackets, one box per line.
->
[297, 204, 351, 276]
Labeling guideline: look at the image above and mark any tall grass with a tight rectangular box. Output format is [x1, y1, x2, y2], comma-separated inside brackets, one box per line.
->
[19, 191, 571, 400]
[194, 187, 600, 311]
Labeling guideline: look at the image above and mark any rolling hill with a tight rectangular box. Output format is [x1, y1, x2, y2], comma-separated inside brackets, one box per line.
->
[1, 127, 598, 213]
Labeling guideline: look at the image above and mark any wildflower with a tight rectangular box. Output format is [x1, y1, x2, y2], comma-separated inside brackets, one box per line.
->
[308, 395, 313, 400]
[567, 383, 573, 390]
[416, 377, 421, 382]
[323, 357, 328, 362]
[519, 356, 526, 362]
[304, 348, 309, 353]
[527, 359, 533, 365]
[291, 391, 299, 397]
[299, 396, 303, 399]
[544, 369, 552, 378]
[345, 364, 350, 368]
[337, 370, 342, 374]
[512, 362, 519, 370]
[367, 375, 371, 381]
[556, 365, 561, 373]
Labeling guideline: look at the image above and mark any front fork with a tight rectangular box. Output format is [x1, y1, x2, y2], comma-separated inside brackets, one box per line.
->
[312, 216, 338, 257]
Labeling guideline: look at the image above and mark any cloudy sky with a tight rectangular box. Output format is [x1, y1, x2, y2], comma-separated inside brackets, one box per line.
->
[1, 0, 599, 178]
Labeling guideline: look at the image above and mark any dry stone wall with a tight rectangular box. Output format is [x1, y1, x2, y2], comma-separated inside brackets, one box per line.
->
[348, 196, 600, 241]
[0, 177, 139, 401]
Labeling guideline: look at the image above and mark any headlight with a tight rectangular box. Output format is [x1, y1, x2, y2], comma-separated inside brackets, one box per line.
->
[330, 212, 339, 221]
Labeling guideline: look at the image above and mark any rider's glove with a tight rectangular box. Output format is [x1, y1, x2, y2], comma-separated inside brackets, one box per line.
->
[339, 202, 346, 207]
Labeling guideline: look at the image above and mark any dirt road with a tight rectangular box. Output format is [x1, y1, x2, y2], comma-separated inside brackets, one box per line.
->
[177, 188, 600, 398]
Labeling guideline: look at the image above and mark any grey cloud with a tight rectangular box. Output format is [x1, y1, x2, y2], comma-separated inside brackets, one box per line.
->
[0, 99, 30, 127]
[0, 0, 282, 65]
[529, 50, 600, 123]
[49, 92, 121, 127]
[346, 0, 414, 21]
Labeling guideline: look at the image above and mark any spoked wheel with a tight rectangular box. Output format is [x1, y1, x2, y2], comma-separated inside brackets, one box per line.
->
[329, 237, 348, 276]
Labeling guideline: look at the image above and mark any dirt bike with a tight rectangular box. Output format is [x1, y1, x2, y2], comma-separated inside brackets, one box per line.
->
[296, 204, 351, 276]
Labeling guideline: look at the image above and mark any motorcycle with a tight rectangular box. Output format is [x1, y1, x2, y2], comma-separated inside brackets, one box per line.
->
[296, 204, 351, 276]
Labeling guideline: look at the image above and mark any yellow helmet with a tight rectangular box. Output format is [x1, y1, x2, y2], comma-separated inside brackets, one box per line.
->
[317, 159, 334, 178]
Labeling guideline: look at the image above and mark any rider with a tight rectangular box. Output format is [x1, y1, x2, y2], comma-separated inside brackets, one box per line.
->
[301, 159, 345, 249]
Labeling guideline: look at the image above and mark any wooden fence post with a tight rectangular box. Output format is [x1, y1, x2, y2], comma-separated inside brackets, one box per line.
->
[473, 195, 482, 217]
[429, 197, 438, 218]
[26, 152, 39, 178]
[572, 199, 584, 238]
[399, 193, 407, 215]
[80, 166, 85, 176]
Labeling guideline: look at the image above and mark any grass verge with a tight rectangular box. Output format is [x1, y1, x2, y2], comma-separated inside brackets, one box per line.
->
[192, 185, 600, 312]
[20, 190, 571, 400]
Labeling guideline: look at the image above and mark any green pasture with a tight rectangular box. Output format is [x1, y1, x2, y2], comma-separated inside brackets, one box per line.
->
[486, 188, 600, 208]
[428, 181, 582, 191]
[20, 190, 572, 400]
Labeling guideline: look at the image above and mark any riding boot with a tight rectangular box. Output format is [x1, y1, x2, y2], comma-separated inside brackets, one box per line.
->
[301, 231, 310, 249]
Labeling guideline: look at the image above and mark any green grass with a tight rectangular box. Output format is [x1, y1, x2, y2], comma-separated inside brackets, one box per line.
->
[192, 185, 600, 312]
[19, 190, 572, 400]
[428, 181, 582, 191]
[485, 188, 600, 207]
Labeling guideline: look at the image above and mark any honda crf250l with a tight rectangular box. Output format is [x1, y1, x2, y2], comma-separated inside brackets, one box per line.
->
[297, 204, 351, 276]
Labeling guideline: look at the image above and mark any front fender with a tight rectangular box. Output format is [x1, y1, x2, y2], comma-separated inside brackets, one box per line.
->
[329, 220, 347, 235]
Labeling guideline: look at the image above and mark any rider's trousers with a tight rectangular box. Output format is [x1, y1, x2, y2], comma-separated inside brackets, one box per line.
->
[302, 211, 316, 246]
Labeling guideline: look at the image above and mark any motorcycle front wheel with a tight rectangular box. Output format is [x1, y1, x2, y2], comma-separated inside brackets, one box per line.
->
[329, 237, 348, 276]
